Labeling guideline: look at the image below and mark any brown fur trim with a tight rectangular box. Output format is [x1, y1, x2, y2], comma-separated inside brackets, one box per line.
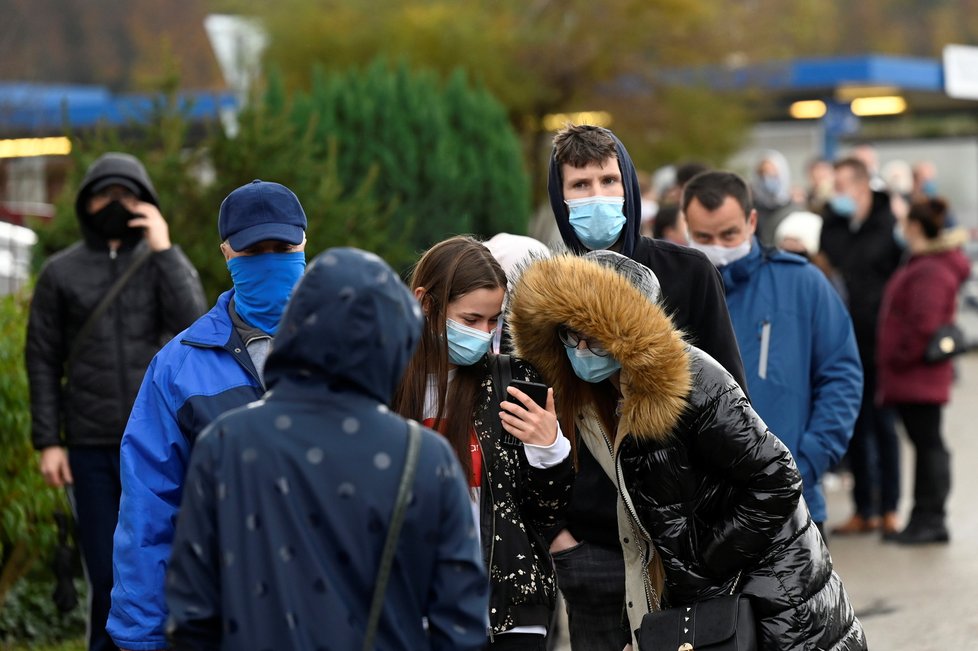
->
[508, 254, 691, 442]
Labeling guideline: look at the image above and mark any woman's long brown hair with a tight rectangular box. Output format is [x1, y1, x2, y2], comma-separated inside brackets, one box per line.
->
[392, 236, 507, 480]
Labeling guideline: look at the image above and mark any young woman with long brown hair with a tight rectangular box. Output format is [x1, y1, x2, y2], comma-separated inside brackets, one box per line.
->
[392, 235, 572, 650]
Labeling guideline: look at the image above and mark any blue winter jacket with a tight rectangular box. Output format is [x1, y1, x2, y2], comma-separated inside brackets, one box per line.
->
[165, 248, 488, 651]
[108, 290, 265, 650]
[720, 240, 863, 522]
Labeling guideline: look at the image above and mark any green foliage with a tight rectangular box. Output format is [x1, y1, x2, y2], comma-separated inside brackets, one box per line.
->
[0, 291, 67, 607]
[0, 572, 85, 647]
[286, 60, 531, 250]
[32, 61, 527, 300]
[189, 70, 416, 300]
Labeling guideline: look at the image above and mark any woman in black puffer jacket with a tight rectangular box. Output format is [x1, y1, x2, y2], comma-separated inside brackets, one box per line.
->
[507, 250, 866, 651]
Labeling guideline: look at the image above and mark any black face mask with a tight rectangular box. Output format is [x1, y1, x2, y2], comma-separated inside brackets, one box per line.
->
[91, 201, 139, 240]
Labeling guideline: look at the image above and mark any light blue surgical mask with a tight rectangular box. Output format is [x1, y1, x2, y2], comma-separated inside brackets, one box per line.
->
[893, 224, 907, 248]
[566, 196, 627, 250]
[829, 194, 857, 218]
[761, 175, 782, 197]
[228, 251, 306, 335]
[446, 318, 493, 366]
[567, 347, 621, 383]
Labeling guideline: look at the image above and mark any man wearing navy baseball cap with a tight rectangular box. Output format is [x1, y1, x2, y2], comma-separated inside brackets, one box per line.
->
[108, 180, 308, 651]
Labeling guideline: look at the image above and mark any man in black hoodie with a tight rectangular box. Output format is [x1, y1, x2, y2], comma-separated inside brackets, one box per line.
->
[544, 125, 746, 649]
[26, 152, 206, 651]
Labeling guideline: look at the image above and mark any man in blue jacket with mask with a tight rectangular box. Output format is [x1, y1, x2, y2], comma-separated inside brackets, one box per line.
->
[683, 170, 863, 540]
[108, 180, 307, 651]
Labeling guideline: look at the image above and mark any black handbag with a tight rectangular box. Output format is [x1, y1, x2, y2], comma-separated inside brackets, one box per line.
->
[924, 323, 969, 363]
[636, 578, 757, 651]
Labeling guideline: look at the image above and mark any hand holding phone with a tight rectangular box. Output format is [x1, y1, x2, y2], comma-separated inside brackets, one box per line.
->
[507, 380, 548, 409]
[499, 380, 557, 446]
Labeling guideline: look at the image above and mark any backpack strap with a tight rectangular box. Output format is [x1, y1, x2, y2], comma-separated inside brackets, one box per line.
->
[489, 353, 520, 446]
[66, 247, 153, 371]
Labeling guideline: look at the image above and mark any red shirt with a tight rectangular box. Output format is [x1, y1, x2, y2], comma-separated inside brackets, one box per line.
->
[422, 418, 482, 488]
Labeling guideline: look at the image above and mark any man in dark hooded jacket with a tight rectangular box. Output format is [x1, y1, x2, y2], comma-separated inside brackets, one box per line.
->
[545, 125, 747, 649]
[165, 248, 489, 651]
[26, 152, 206, 651]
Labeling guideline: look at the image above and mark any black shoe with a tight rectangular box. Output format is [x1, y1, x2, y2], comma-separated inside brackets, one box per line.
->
[889, 523, 950, 545]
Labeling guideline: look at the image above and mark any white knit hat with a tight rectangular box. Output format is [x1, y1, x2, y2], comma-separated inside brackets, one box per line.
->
[774, 211, 823, 257]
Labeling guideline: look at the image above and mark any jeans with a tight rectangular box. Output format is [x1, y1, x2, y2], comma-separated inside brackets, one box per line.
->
[552, 541, 630, 651]
[68, 447, 122, 651]
[848, 364, 901, 518]
[896, 403, 951, 525]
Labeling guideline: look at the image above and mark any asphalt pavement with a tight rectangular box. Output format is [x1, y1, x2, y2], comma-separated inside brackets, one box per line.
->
[823, 351, 978, 650]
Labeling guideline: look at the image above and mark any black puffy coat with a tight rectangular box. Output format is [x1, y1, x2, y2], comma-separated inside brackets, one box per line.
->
[508, 252, 866, 651]
[26, 154, 206, 448]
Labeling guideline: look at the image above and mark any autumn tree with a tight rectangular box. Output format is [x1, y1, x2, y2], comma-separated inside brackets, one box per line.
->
[241, 0, 753, 193]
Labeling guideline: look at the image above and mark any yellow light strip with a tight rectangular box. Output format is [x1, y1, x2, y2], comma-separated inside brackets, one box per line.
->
[0, 137, 73, 159]
[850, 96, 907, 117]
[542, 111, 613, 132]
[789, 100, 827, 119]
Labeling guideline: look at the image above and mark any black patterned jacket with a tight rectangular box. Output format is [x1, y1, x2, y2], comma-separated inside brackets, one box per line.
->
[471, 355, 574, 636]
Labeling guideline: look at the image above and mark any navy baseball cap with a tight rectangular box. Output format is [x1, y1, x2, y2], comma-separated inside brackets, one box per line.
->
[218, 180, 307, 251]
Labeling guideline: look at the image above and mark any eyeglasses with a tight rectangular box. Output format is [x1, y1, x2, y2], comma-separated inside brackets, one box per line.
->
[558, 326, 610, 357]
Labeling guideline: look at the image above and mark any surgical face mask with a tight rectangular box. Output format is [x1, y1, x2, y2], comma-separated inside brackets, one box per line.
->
[760, 175, 782, 196]
[922, 180, 938, 198]
[228, 251, 306, 335]
[567, 347, 621, 383]
[829, 194, 857, 218]
[91, 200, 140, 240]
[565, 196, 627, 250]
[893, 224, 907, 248]
[688, 239, 752, 268]
[446, 318, 493, 366]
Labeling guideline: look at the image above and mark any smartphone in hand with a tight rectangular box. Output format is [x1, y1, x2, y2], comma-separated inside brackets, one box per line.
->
[507, 380, 549, 409]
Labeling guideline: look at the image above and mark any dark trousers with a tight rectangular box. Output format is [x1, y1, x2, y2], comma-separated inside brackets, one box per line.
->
[896, 403, 951, 524]
[552, 541, 631, 651]
[488, 633, 548, 650]
[68, 447, 122, 651]
[849, 365, 901, 518]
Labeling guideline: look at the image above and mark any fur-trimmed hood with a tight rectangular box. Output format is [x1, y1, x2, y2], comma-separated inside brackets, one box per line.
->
[507, 253, 691, 442]
[918, 226, 969, 255]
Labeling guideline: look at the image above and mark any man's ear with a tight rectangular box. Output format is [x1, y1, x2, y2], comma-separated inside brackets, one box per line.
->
[220, 241, 232, 262]
[747, 209, 759, 236]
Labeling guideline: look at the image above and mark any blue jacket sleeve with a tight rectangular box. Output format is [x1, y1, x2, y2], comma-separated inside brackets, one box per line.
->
[108, 354, 191, 650]
[426, 439, 490, 651]
[166, 425, 223, 651]
[796, 276, 863, 492]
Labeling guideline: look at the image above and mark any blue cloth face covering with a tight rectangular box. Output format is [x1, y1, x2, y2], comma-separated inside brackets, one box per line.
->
[829, 194, 857, 218]
[227, 251, 306, 334]
[446, 319, 493, 366]
[567, 347, 621, 383]
[566, 196, 627, 250]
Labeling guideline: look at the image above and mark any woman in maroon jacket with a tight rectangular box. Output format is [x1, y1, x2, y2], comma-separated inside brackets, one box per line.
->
[877, 198, 970, 544]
